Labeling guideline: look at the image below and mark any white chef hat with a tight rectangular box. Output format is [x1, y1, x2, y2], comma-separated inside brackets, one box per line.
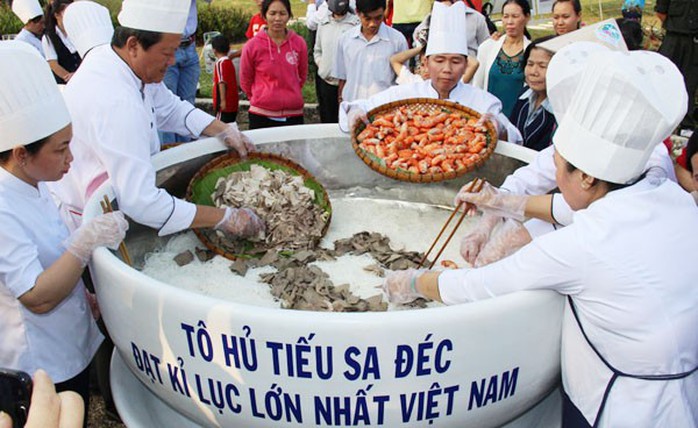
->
[118, 0, 191, 34]
[64, 1, 114, 58]
[11, 0, 43, 24]
[546, 41, 611, 122]
[553, 50, 687, 184]
[539, 19, 628, 54]
[0, 42, 70, 152]
[426, 1, 468, 57]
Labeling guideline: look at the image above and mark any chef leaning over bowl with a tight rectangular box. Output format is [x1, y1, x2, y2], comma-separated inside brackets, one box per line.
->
[0, 42, 127, 413]
[338, 1, 523, 144]
[48, 0, 265, 239]
[383, 50, 698, 427]
[461, 40, 678, 267]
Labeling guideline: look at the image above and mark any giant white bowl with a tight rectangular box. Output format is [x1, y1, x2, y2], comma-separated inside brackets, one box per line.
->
[85, 124, 563, 427]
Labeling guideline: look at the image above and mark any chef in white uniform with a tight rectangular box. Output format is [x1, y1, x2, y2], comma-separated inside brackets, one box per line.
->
[0, 41, 127, 415]
[11, 0, 45, 56]
[49, 0, 264, 240]
[338, 1, 523, 144]
[460, 41, 678, 266]
[62, 0, 114, 59]
[382, 49, 698, 427]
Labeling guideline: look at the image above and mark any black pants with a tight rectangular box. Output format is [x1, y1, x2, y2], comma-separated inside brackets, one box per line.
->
[248, 112, 303, 129]
[317, 79, 340, 123]
[216, 110, 238, 123]
[659, 32, 698, 128]
[56, 366, 90, 428]
[561, 390, 592, 427]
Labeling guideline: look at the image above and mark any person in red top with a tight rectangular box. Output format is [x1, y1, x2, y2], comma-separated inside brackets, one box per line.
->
[240, 0, 308, 129]
[211, 35, 240, 123]
[246, 0, 267, 40]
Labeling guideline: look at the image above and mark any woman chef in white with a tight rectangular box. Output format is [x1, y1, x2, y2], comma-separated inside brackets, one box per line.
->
[49, 0, 264, 239]
[0, 42, 127, 414]
[382, 50, 698, 427]
[460, 38, 677, 267]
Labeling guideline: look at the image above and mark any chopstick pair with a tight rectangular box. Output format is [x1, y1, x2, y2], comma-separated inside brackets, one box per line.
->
[418, 178, 486, 269]
[100, 195, 132, 267]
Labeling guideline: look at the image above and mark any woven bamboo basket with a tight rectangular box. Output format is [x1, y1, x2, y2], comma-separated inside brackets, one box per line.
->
[351, 98, 498, 183]
[186, 152, 332, 261]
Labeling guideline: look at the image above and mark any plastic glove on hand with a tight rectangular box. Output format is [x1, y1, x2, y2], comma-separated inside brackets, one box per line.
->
[216, 123, 255, 158]
[474, 218, 532, 267]
[459, 213, 501, 265]
[454, 181, 527, 221]
[475, 112, 499, 135]
[66, 211, 129, 266]
[215, 207, 266, 240]
[382, 268, 426, 304]
[347, 107, 369, 134]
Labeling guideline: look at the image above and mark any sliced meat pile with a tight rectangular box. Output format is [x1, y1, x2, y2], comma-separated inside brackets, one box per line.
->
[209, 164, 329, 253]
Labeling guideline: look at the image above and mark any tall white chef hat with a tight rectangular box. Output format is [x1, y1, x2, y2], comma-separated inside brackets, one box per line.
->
[538, 19, 628, 54]
[64, 1, 114, 58]
[0, 42, 70, 152]
[546, 41, 611, 122]
[552, 50, 687, 184]
[118, 0, 191, 34]
[425, 1, 468, 57]
[11, 0, 43, 24]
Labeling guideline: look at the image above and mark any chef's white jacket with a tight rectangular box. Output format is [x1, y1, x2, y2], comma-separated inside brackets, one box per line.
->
[15, 28, 44, 57]
[338, 79, 523, 144]
[0, 168, 102, 383]
[439, 178, 698, 427]
[501, 142, 677, 231]
[49, 45, 214, 235]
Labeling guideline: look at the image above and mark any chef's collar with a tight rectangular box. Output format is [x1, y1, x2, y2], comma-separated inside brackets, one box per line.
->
[109, 45, 147, 98]
[428, 79, 465, 100]
[0, 165, 42, 198]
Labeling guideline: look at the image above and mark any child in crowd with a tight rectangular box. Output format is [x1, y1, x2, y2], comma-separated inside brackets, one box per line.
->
[211, 35, 239, 123]
[247, 0, 267, 39]
[332, 0, 408, 102]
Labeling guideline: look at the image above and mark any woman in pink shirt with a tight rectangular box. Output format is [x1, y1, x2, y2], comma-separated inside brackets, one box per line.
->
[240, 0, 308, 129]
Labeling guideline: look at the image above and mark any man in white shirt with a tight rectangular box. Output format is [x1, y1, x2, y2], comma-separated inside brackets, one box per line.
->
[50, 0, 263, 240]
[11, 0, 45, 56]
[314, 0, 360, 122]
[332, 0, 408, 103]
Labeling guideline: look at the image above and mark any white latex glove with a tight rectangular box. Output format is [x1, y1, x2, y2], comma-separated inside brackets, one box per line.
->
[215, 123, 255, 158]
[347, 107, 369, 134]
[382, 268, 426, 304]
[65, 211, 129, 266]
[215, 207, 266, 239]
[455, 181, 527, 222]
[460, 212, 501, 265]
[475, 112, 499, 135]
[474, 218, 532, 267]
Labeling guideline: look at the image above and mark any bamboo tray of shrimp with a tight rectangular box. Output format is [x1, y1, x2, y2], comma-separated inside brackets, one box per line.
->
[352, 98, 497, 183]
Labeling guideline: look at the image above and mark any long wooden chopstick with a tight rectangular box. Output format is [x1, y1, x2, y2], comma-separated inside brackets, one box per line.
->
[418, 178, 485, 269]
[100, 195, 132, 266]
